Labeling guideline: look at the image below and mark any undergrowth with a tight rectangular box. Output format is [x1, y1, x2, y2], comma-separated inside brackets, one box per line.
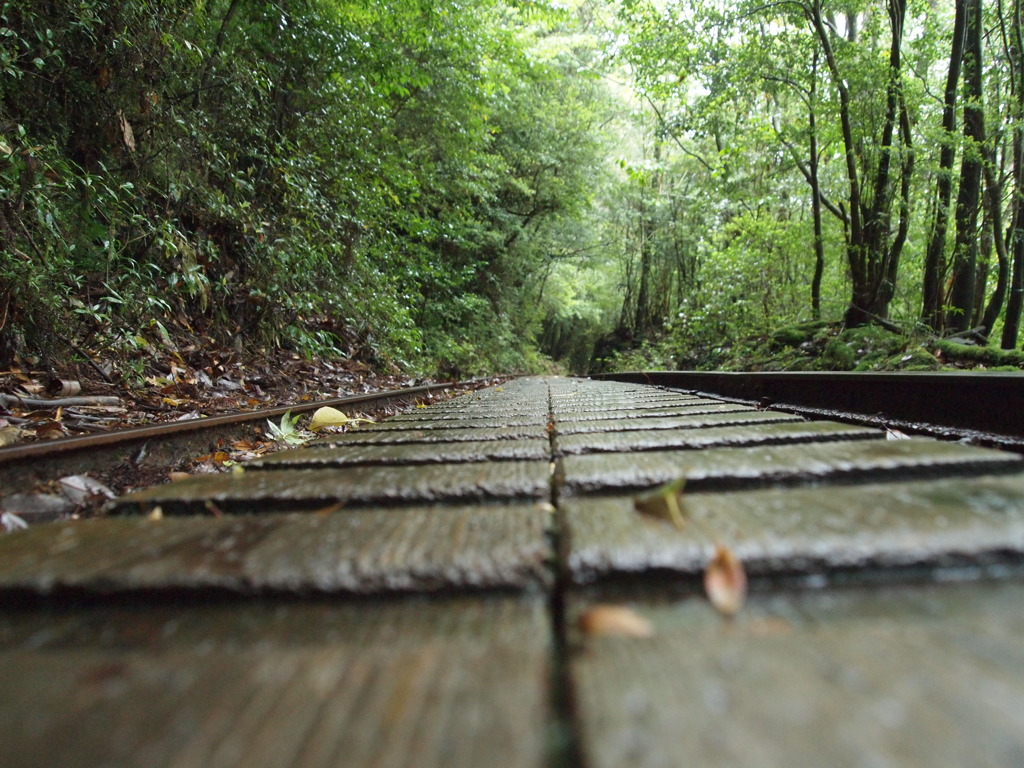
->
[603, 321, 1024, 374]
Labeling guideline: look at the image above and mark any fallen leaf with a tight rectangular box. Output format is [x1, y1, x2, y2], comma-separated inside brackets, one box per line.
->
[168, 471, 191, 482]
[58, 474, 115, 504]
[886, 428, 909, 440]
[33, 419, 67, 439]
[1, 511, 29, 532]
[308, 406, 375, 431]
[266, 410, 307, 444]
[578, 605, 654, 638]
[704, 543, 747, 616]
[633, 476, 688, 530]
[312, 501, 344, 517]
[0, 425, 28, 447]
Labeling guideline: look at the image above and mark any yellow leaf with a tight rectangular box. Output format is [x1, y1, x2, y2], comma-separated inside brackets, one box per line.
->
[578, 605, 654, 638]
[0, 426, 28, 447]
[704, 544, 747, 616]
[633, 476, 688, 530]
[308, 406, 374, 431]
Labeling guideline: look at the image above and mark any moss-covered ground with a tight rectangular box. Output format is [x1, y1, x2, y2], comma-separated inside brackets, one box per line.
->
[687, 323, 1024, 373]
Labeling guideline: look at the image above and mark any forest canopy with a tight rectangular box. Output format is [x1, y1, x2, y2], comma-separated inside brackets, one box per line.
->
[2, 0, 1023, 379]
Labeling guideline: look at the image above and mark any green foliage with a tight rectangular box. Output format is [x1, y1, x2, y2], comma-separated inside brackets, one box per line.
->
[266, 411, 308, 446]
[7, 0, 1017, 380]
[933, 339, 1024, 369]
[0, 0, 610, 377]
[771, 323, 828, 349]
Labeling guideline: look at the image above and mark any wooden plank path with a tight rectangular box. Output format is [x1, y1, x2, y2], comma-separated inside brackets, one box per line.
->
[2, 376, 1024, 767]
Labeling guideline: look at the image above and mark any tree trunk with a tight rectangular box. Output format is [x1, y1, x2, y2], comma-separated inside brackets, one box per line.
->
[808, 51, 825, 321]
[809, 0, 907, 326]
[193, 0, 244, 109]
[980, 156, 1009, 333]
[634, 137, 661, 336]
[1003, 127, 1024, 347]
[807, 1, 863, 324]
[1002, 0, 1024, 348]
[887, 86, 915, 296]
[921, 0, 968, 330]
[946, 0, 986, 333]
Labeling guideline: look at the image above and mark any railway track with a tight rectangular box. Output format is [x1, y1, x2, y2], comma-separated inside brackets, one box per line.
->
[595, 369, 1024, 449]
[0, 381, 466, 522]
[1, 373, 1023, 767]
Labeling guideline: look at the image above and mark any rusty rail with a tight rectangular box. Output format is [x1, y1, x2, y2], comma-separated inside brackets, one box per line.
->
[592, 370, 1024, 447]
[0, 382, 461, 491]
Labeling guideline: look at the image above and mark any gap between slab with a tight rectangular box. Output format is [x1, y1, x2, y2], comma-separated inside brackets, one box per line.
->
[545, 379, 587, 768]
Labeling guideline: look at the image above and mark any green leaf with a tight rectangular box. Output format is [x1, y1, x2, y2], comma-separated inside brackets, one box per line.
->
[266, 411, 308, 445]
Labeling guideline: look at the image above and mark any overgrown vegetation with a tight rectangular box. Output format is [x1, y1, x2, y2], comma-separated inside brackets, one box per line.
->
[567, 0, 1024, 374]
[3, 1, 1024, 380]
[0, 0, 606, 377]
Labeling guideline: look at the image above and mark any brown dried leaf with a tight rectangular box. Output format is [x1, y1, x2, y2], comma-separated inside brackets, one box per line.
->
[33, 419, 67, 440]
[578, 605, 654, 638]
[312, 501, 344, 517]
[117, 111, 136, 152]
[704, 543, 747, 616]
[633, 476, 687, 530]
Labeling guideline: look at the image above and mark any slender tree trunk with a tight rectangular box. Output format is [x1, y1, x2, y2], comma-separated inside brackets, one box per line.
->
[809, 0, 907, 325]
[980, 156, 1010, 332]
[1003, 128, 1024, 347]
[807, 0, 865, 322]
[634, 141, 660, 336]
[947, 0, 986, 333]
[1002, 0, 1024, 347]
[888, 87, 915, 294]
[193, 0, 243, 108]
[922, 0, 968, 330]
[808, 51, 825, 321]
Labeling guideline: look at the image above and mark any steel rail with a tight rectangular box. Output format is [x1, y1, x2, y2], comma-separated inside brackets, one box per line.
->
[0, 382, 458, 489]
[592, 370, 1024, 446]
